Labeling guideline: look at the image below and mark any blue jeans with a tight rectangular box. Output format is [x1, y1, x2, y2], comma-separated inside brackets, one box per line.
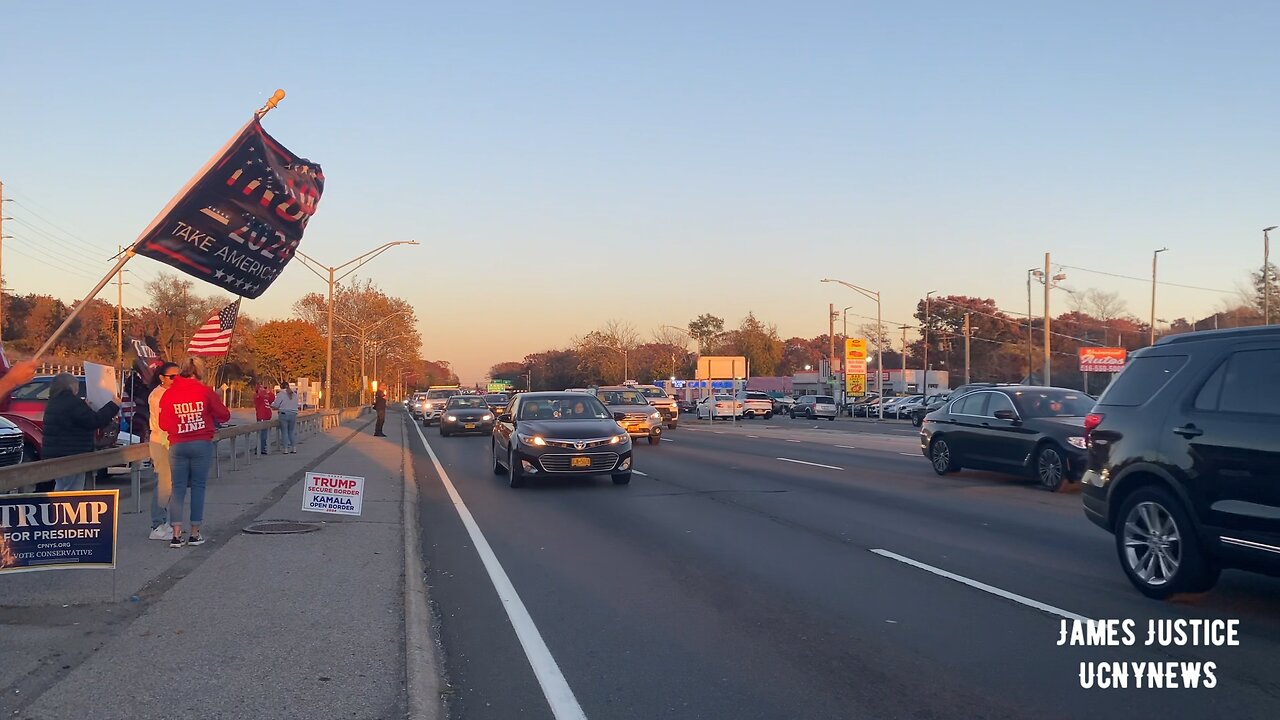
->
[259, 428, 270, 454]
[279, 412, 297, 450]
[168, 441, 214, 527]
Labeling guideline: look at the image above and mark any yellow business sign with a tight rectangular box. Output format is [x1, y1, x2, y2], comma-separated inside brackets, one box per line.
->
[844, 339, 868, 396]
[845, 373, 866, 396]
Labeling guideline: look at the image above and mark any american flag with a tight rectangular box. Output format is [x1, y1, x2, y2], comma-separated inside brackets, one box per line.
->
[187, 300, 241, 356]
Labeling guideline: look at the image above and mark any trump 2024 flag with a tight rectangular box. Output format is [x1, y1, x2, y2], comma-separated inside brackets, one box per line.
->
[133, 118, 323, 299]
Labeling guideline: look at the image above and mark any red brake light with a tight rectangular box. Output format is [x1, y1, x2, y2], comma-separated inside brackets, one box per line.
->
[1083, 412, 1105, 443]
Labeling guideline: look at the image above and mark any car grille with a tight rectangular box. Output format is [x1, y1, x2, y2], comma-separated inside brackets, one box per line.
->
[538, 452, 620, 473]
[0, 435, 23, 468]
[624, 413, 651, 422]
[543, 437, 615, 450]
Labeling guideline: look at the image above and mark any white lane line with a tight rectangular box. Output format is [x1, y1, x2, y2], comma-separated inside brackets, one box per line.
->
[899, 452, 918, 457]
[633, 470, 649, 476]
[714, 431, 725, 434]
[661, 438, 674, 442]
[869, 548, 1093, 623]
[411, 422, 588, 720]
[785, 439, 802, 443]
[835, 445, 858, 449]
[746, 435, 759, 438]
[776, 457, 844, 471]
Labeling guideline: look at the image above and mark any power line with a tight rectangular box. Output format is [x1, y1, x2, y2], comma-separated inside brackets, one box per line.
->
[1055, 263, 1235, 294]
[2, 242, 101, 281]
[928, 295, 1105, 347]
[7, 231, 115, 277]
[5, 195, 115, 256]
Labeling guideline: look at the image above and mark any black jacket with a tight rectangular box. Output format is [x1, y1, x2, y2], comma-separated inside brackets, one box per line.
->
[42, 392, 119, 460]
[373, 395, 387, 413]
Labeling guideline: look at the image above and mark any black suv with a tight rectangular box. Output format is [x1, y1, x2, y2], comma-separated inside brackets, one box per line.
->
[1081, 326, 1280, 599]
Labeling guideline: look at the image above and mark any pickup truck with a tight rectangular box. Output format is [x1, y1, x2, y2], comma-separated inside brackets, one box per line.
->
[633, 384, 679, 429]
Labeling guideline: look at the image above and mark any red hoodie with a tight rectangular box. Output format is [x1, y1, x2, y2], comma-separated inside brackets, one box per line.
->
[159, 376, 232, 444]
[254, 388, 275, 421]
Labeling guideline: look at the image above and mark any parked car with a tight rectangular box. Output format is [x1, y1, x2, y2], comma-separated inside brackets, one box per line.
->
[696, 395, 743, 420]
[491, 392, 634, 487]
[908, 393, 951, 427]
[790, 395, 838, 420]
[736, 391, 775, 419]
[1081, 326, 1280, 599]
[768, 392, 796, 414]
[920, 386, 1095, 491]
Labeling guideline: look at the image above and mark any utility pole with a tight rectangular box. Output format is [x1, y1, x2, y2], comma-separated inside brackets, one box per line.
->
[1150, 247, 1167, 344]
[923, 291, 937, 397]
[1265, 226, 1276, 325]
[963, 312, 971, 385]
[1026, 267, 1041, 383]
[1043, 253, 1052, 387]
[0, 179, 5, 339]
[828, 303, 837, 399]
[898, 325, 910, 392]
[116, 245, 125, 386]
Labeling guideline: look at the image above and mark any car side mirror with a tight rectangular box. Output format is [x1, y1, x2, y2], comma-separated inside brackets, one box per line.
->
[993, 409, 1018, 422]
[613, 412, 626, 422]
[498, 413, 513, 423]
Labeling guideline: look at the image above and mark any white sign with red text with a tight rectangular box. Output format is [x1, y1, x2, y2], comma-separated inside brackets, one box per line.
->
[302, 472, 365, 516]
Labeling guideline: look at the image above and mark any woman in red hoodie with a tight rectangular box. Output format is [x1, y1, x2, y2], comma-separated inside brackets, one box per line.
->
[159, 357, 231, 548]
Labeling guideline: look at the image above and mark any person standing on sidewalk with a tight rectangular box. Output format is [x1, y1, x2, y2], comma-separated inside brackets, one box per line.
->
[254, 383, 275, 454]
[43, 373, 120, 492]
[373, 389, 387, 436]
[147, 362, 179, 540]
[159, 357, 231, 548]
[271, 383, 300, 453]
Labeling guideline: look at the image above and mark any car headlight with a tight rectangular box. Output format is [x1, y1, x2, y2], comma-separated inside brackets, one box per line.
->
[650, 411, 661, 420]
[482, 414, 493, 421]
[446, 415, 457, 422]
[1067, 436, 1087, 450]
[610, 433, 626, 445]
[516, 432, 546, 447]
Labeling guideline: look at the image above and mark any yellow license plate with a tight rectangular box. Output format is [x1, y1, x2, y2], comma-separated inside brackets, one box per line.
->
[464, 423, 476, 429]
[571, 456, 591, 468]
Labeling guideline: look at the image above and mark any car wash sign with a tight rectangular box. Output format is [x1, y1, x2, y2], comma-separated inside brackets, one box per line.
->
[0, 490, 119, 575]
[302, 472, 364, 516]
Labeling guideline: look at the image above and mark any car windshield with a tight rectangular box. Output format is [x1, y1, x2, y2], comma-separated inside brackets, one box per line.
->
[10, 378, 86, 401]
[518, 395, 611, 420]
[598, 390, 648, 406]
[1012, 390, 1096, 418]
[427, 389, 458, 399]
[485, 394, 509, 404]
[744, 392, 770, 399]
[448, 396, 488, 409]
[815, 396, 835, 404]
[637, 387, 667, 398]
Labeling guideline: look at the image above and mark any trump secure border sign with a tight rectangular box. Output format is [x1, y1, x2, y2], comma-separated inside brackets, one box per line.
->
[302, 472, 364, 516]
[0, 490, 119, 575]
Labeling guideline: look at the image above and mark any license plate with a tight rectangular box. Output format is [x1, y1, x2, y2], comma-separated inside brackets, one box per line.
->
[464, 423, 476, 429]
[571, 456, 591, 468]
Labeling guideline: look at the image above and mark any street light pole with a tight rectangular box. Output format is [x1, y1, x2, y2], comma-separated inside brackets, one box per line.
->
[1265, 227, 1276, 325]
[1026, 268, 1042, 383]
[923, 290, 937, 397]
[820, 278, 883, 419]
[1150, 247, 1168, 345]
[294, 241, 419, 409]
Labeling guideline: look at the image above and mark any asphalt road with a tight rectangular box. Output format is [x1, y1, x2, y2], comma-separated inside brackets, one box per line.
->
[410, 420, 1280, 719]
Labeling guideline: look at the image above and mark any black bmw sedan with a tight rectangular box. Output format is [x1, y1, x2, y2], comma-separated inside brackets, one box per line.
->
[439, 395, 496, 437]
[492, 392, 633, 488]
[920, 386, 1095, 491]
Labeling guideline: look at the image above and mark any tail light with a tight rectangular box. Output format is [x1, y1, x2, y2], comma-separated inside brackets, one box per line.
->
[1083, 412, 1105, 444]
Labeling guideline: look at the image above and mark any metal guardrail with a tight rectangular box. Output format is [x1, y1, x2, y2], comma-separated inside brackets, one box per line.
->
[0, 408, 365, 508]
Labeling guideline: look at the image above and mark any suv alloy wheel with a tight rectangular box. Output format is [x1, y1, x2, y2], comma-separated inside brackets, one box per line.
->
[1115, 486, 1219, 599]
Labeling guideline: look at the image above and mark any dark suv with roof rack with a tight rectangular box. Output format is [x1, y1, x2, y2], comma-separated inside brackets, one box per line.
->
[1081, 326, 1280, 599]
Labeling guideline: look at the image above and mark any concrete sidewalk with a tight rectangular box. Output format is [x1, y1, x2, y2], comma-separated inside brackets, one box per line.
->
[1, 409, 430, 720]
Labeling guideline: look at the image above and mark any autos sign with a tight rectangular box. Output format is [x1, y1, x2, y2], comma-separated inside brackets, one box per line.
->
[1079, 347, 1128, 373]
[0, 490, 119, 574]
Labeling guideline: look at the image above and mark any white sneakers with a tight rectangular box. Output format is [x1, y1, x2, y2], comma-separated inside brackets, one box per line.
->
[149, 523, 172, 540]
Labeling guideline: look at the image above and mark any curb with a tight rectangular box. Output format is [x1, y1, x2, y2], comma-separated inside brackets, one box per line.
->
[403, 413, 443, 719]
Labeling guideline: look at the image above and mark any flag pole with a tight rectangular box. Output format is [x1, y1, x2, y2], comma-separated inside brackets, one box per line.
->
[32, 91, 285, 362]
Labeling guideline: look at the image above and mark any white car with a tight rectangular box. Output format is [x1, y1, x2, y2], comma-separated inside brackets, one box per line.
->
[735, 391, 775, 419]
[696, 395, 743, 420]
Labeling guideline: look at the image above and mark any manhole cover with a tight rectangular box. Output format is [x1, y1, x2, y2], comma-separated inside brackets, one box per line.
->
[243, 520, 323, 535]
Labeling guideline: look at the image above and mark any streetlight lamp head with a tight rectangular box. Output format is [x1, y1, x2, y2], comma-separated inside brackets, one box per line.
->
[1052, 273, 1067, 281]
[1265, 226, 1278, 232]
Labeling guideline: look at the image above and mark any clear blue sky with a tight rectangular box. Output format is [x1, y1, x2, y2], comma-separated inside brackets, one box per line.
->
[2, 1, 1277, 382]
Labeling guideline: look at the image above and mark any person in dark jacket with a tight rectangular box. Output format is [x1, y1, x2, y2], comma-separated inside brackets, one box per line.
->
[43, 373, 120, 492]
[373, 390, 387, 436]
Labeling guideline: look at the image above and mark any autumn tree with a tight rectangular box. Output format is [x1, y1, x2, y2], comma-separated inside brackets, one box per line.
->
[687, 314, 725, 354]
[251, 320, 325, 386]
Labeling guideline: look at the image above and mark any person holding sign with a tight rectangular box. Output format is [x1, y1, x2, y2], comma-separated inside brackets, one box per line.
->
[43, 373, 121, 491]
[159, 358, 230, 548]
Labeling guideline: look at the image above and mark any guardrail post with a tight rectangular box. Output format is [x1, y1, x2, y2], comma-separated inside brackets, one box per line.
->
[230, 435, 237, 471]
[214, 440, 221, 479]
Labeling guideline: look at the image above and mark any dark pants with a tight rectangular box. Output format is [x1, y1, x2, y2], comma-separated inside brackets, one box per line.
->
[375, 410, 386, 435]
